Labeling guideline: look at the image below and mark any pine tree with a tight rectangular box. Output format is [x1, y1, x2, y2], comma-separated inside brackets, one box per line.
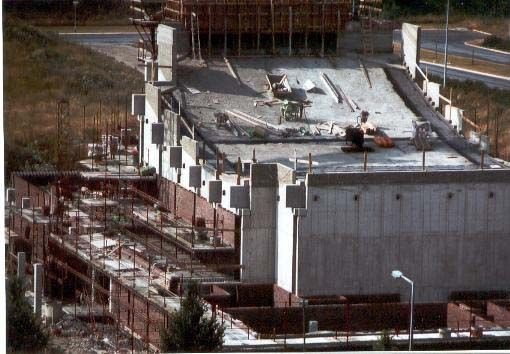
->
[7, 277, 49, 351]
[160, 282, 224, 352]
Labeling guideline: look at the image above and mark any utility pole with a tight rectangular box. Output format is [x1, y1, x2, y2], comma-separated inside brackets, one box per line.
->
[73, 1, 79, 33]
[443, 0, 450, 87]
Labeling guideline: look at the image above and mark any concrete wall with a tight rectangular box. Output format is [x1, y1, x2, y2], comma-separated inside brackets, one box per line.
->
[157, 25, 177, 84]
[338, 32, 394, 54]
[294, 170, 510, 302]
[143, 83, 162, 171]
[240, 164, 279, 283]
[402, 23, 421, 79]
[276, 168, 297, 294]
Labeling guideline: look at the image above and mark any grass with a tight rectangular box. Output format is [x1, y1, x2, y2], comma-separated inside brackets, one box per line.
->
[420, 49, 510, 78]
[3, 16, 143, 178]
[3, 0, 131, 26]
[482, 36, 510, 52]
[427, 75, 510, 161]
[402, 14, 510, 38]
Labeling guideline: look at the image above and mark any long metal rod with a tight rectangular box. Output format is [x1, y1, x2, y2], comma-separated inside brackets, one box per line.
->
[443, 0, 450, 87]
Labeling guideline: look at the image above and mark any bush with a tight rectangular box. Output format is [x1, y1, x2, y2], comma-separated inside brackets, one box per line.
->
[160, 282, 224, 352]
[7, 277, 49, 351]
[482, 36, 510, 52]
[372, 329, 397, 351]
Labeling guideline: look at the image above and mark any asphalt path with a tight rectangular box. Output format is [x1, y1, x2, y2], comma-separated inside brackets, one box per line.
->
[59, 32, 139, 46]
[420, 62, 510, 90]
[63, 31, 510, 89]
[394, 29, 510, 65]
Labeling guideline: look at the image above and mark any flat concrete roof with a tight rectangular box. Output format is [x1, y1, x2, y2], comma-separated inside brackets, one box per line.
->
[179, 55, 479, 172]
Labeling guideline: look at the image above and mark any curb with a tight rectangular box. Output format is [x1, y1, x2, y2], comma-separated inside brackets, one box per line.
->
[421, 27, 469, 31]
[472, 29, 493, 36]
[420, 60, 510, 81]
[464, 40, 510, 56]
[58, 32, 137, 35]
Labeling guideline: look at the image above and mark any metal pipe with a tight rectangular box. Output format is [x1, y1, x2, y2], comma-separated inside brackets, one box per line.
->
[443, 0, 450, 87]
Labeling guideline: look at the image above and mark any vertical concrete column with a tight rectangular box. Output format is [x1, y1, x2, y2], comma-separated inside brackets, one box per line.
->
[17, 252, 26, 282]
[109, 277, 114, 313]
[33, 263, 43, 318]
[91, 268, 96, 304]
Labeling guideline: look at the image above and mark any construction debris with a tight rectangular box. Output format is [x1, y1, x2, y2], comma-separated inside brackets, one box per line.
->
[359, 57, 373, 88]
[226, 109, 280, 136]
[224, 57, 242, 85]
[320, 72, 342, 104]
[266, 74, 292, 98]
[412, 120, 432, 151]
[314, 121, 346, 137]
[280, 100, 304, 122]
[302, 79, 316, 92]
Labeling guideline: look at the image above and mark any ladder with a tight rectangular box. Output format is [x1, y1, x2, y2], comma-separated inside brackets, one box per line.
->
[358, 0, 382, 56]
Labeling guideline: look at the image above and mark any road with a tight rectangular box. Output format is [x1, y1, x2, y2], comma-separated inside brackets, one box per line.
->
[63, 31, 510, 88]
[59, 32, 142, 73]
[420, 61, 510, 90]
[59, 32, 139, 46]
[394, 29, 510, 65]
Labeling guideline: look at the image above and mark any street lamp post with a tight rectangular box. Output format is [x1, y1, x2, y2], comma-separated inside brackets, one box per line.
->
[302, 299, 308, 351]
[73, 1, 79, 33]
[443, 0, 450, 87]
[392, 270, 414, 351]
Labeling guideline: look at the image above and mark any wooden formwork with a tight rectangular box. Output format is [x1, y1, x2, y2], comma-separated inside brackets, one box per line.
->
[166, 0, 352, 35]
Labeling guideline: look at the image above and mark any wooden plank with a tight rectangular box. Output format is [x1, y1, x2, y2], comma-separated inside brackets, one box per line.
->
[223, 57, 242, 85]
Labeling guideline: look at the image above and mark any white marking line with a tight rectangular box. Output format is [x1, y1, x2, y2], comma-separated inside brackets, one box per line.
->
[58, 32, 136, 35]
[464, 41, 510, 56]
[421, 60, 510, 80]
[472, 28, 493, 36]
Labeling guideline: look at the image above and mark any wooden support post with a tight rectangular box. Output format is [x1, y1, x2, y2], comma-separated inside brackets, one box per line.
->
[336, 7, 341, 56]
[288, 6, 292, 56]
[308, 153, 312, 174]
[237, 157, 242, 185]
[271, 0, 276, 55]
[495, 109, 500, 157]
[208, 5, 212, 57]
[252, 148, 257, 163]
[320, 1, 325, 57]
[486, 99, 490, 137]
[422, 149, 426, 171]
[238, 12, 242, 57]
[363, 151, 368, 171]
[304, 4, 309, 55]
[257, 5, 261, 52]
[216, 150, 220, 178]
[224, 13, 228, 56]
[481, 150, 485, 170]
[449, 87, 453, 122]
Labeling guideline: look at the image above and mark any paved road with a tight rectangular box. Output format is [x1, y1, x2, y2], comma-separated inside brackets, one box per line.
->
[59, 32, 140, 46]
[394, 29, 510, 65]
[420, 61, 510, 90]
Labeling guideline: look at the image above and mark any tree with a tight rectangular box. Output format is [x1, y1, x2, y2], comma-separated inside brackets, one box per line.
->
[372, 329, 397, 351]
[160, 282, 225, 352]
[7, 276, 49, 351]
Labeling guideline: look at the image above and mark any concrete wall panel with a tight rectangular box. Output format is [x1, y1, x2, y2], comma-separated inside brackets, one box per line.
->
[402, 23, 421, 79]
[295, 171, 510, 302]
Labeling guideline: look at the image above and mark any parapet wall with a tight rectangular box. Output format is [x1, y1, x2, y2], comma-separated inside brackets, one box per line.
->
[292, 169, 510, 302]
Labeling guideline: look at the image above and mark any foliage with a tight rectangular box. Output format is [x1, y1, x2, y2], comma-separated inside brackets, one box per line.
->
[3, 16, 143, 180]
[160, 283, 224, 352]
[7, 277, 50, 351]
[483, 36, 510, 52]
[3, 0, 130, 25]
[372, 329, 397, 351]
[382, 0, 510, 18]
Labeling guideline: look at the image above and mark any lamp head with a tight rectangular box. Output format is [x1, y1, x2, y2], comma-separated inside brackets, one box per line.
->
[391, 270, 403, 279]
